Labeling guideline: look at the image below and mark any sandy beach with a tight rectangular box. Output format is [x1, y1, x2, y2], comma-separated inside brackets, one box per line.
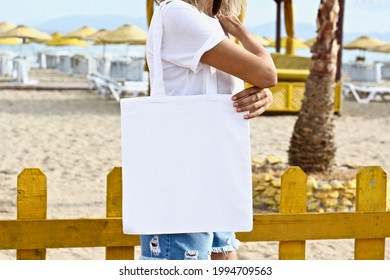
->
[0, 71, 389, 259]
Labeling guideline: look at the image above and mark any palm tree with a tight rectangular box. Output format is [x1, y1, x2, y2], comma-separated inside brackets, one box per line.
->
[288, 0, 341, 173]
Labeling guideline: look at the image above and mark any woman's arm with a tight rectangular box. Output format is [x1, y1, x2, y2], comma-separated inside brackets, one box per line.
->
[201, 15, 277, 119]
[201, 15, 277, 89]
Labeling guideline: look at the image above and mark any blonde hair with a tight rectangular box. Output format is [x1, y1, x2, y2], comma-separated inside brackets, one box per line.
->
[155, 0, 247, 16]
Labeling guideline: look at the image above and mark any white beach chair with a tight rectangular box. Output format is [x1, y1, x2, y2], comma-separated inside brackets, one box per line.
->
[87, 71, 149, 101]
[342, 82, 390, 104]
[11, 57, 38, 85]
[107, 80, 149, 102]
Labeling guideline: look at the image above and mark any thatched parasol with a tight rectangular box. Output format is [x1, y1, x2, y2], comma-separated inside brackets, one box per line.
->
[0, 24, 22, 45]
[97, 24, 146, 45]
[369, 43, 390, 54]
[84, 29, 110, 41]
[0, 25, 51, 41]
[47, 35, 90, 48]
[0, 37, 21, 45]
[63, 26, 97, 39]
[0, 22, 16, 33]
[343, 36, 386, 50]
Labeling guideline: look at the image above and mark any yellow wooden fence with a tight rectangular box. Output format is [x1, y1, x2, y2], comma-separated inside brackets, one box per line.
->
[0, 166, 389, 260]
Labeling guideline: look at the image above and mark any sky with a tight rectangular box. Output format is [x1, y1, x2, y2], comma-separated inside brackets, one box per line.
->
[0, 0, 389, 34]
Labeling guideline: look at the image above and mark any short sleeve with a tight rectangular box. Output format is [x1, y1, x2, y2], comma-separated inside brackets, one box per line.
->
[161, 2, 227, 73]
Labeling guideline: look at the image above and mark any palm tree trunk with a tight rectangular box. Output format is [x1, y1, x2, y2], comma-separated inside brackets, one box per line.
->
[288, 0, 340, 173]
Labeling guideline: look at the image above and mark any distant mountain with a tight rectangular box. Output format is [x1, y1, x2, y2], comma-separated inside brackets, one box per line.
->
[31, 15, 148, 34]
[247, 22, 390, 43]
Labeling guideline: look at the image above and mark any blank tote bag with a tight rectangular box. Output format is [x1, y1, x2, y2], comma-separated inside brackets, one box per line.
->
[120, 3, 252, 235]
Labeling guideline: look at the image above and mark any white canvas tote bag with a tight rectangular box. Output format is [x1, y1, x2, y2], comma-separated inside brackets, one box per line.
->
[121, 2, 252, 234]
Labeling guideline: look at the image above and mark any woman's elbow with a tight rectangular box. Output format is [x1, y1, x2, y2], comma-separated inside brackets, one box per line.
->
[264, 67, 278, 88]
[252, 66, 278, 89]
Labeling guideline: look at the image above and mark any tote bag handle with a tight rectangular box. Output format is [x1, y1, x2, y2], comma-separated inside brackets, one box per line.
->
[150, 1, 218, 98]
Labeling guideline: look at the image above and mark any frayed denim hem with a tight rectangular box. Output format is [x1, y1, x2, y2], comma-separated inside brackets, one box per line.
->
[211, 239, 240, 253]
[139, 256, 168, 260]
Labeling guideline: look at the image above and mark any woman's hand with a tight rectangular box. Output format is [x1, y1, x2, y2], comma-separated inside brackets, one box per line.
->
[232, 87, 273, 119]
[217, 14, 246, 40]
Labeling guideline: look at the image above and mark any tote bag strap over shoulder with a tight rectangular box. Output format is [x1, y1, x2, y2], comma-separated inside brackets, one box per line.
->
[150, 1, 218, 98]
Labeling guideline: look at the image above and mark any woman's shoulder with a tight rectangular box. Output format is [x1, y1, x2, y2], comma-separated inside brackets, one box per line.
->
[162, 0, 201, 18]
[163, 0, 197, 9]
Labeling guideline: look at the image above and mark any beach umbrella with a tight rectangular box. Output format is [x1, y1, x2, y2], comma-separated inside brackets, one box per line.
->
[63, 26, 97, 40]
[0, 25, 51, 41]
[44, 32, 89, 47]
[26, 31, 61, 44]
[47, 37, 90, 48]
[84, 29, 110, 42]
[97, 24, 147, 45]
[343, 36, 386, 50]
[0, 37, 22, 45]
[0, 21, 20, 45]
[0, 21, 16, 33]
[269, 37, 309, 49]
[369, 43, 390, 54]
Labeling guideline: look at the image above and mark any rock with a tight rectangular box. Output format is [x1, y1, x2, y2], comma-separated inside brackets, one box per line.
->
[328, 190, 340, 198]
[252, 157, 264, 165]
[252, 175, 262, 187]
[340, 197, 353, 207]
[314, 191, 328, 199]
[308, 199, 321, 211]
[344, 179, 356, 189]
[262, 187, 278, 198]
[254, 186, 266, 193]
[264, 198, 276, 207]
[337, 205, 350, 212]
[307, 176, 318, 190]
[265, 156, 284, 164]
[263, 173, 272, 182]
[271, 178, 281, 187]
[323, 198, 339, 208]
[331, 181, 344, 190]
[319, 183, 332, 191]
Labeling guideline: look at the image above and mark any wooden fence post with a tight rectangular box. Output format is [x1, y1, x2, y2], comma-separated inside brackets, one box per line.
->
[17, 168, 47, 260]
[355, 166, 387, 260]
[279, 166, 307, 260]
[105, 167, 135, 260]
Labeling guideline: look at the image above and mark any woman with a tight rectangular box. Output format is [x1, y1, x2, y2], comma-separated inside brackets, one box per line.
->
[140, 0, 277, 260]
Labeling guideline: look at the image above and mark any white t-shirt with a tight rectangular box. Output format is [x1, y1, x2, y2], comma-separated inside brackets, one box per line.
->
[146, 0, 244, 96]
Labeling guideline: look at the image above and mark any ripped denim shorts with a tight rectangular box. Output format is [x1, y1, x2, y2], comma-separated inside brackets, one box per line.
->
[140, 232, 240, 260]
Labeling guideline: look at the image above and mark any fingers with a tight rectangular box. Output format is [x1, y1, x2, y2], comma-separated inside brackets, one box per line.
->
[233, 89, 270, 112]
[245, 105, 267, 119]
[232, 86, 259, 101]
[233, 87, 273, 119]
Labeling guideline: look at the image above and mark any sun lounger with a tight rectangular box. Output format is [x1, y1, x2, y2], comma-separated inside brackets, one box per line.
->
[107, 80, 148, 101]
[342, 82, 390, 104]
[87, 72, 148, 101]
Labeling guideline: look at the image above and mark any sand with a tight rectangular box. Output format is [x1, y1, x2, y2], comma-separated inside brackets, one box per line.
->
[0, 75, 389, 259]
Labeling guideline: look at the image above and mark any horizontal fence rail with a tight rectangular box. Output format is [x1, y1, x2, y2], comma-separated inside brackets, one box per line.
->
[0, 166, 388, 260]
